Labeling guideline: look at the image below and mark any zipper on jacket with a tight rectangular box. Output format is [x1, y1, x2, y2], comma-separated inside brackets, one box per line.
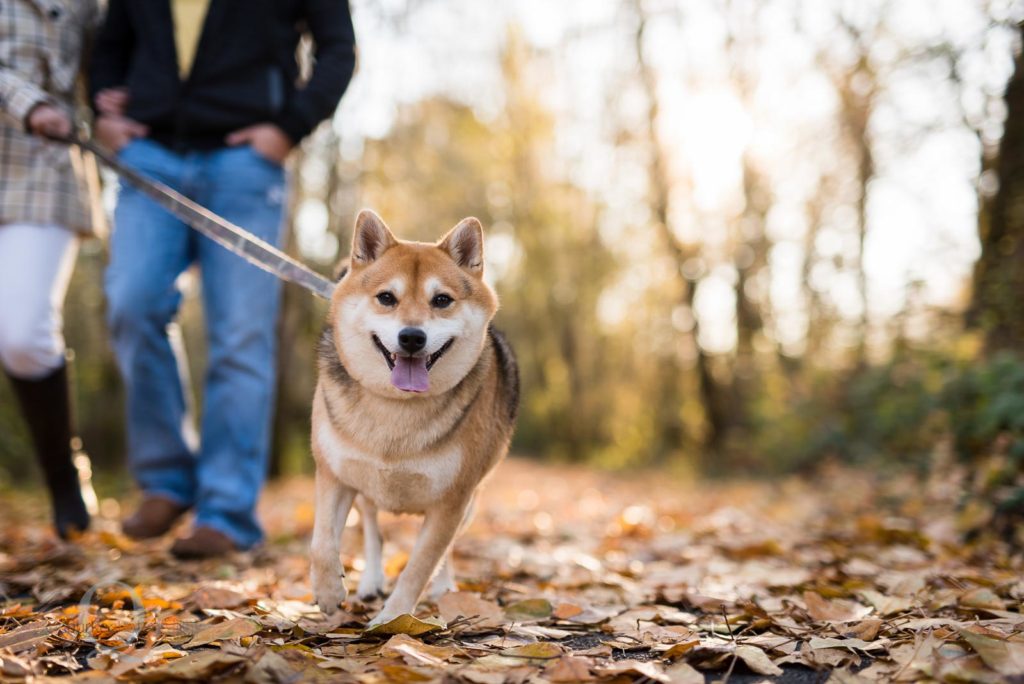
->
[268, 67, 284, 114]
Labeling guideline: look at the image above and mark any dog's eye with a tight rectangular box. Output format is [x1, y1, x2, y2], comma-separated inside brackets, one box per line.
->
[376, 291, 397, 306]
[431, 294, 454, 309]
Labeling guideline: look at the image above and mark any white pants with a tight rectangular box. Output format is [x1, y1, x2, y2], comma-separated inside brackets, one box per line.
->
[0, 223, 78, 379]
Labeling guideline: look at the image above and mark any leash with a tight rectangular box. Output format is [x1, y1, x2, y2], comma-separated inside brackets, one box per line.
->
[66, 136, 337, 300]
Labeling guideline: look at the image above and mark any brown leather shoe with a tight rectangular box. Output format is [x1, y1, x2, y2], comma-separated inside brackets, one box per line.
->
[122, 495, 189, 540]
[170, 526, 238, 559]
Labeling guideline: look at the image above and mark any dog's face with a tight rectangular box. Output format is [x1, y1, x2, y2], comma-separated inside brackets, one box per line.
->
[329, 210, 498, 398]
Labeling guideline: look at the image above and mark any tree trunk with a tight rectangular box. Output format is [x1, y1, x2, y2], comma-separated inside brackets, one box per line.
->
[732, 152, 770, 434]
[834, 63, 875, 367]
[632, 0, 731, 456]
[970, 25, 1024, 353]
[269, 147, 308, 479]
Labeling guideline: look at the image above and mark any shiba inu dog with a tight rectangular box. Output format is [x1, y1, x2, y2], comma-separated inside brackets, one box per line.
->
[310, 210, 519, 626]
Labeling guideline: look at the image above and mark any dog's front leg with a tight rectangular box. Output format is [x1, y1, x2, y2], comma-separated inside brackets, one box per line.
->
[368, 500, 469, 627]
[429, 494, 476, 599]
[310, 467, 356, 615]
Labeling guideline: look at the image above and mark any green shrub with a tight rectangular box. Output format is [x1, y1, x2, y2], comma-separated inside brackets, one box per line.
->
[755, 349, 1024, 541]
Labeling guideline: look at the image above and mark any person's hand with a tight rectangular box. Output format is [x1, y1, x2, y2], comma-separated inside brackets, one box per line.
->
[226, 123, 293, 165]
[94, 115, 148, 152]
[95, 87, 130, 117]
[27, 103, 72, 139]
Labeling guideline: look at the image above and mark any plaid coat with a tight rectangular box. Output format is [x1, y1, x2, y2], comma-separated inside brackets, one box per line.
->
[0, 0, 101, 235]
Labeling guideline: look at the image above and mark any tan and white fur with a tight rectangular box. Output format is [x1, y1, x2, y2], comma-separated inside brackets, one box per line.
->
[310, 210, 519, 626]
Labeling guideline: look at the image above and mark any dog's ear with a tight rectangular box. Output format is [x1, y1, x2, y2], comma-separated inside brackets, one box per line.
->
[439, 217, 484, 275]
[351, 210, 397, 266]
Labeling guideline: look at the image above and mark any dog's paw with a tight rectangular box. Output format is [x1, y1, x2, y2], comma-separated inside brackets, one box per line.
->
[312, 570, 348, 615]
[365, 607, 401, 629]
[314, 581, 348, 615]
[356, 569, 385, 602]
[356, 588, 385, 603]
[367, 596, 415, 629]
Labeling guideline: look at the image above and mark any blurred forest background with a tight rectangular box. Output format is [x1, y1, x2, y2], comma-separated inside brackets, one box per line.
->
[2, 0, 1024, 534]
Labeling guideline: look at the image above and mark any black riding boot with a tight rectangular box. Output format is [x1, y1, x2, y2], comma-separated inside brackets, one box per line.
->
[6, 364, 90, 539]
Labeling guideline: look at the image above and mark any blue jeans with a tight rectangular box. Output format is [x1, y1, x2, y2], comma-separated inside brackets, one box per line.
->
[105, 139, 286, 548]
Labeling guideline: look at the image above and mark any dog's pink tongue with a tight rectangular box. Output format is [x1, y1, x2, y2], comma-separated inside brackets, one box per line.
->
[391, 355, 429, 392]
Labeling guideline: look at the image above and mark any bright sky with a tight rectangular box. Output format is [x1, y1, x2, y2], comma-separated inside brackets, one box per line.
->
[321, 0, 1021, 357]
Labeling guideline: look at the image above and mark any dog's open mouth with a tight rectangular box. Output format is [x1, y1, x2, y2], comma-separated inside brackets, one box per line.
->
[372, 335, 454, 393]
[426, 338, 454, 370]
[372, 334, 396, 370]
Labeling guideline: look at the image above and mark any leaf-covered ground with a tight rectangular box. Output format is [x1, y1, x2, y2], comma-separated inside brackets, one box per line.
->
[1, 458, 1022, 682]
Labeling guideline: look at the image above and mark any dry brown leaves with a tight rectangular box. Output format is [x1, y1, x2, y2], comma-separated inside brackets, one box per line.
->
[0, 459, 1022, 682]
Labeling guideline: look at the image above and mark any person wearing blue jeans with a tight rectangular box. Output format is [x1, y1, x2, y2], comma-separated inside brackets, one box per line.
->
[105, 140, 285, 552]
[90, 0, 356, 557]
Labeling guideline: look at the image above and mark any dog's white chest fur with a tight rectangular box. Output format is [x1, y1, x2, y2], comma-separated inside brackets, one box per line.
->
[316, 423, 461, 513]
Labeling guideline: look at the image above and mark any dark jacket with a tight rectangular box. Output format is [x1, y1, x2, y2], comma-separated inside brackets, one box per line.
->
[89, 0, 356, 150]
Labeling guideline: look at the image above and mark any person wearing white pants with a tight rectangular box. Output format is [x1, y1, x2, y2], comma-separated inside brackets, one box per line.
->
[1, 0, 101, 538]
[0, 224, 78, 378]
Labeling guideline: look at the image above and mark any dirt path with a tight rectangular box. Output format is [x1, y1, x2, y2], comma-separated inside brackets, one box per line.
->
[0, 458, 1021, 681]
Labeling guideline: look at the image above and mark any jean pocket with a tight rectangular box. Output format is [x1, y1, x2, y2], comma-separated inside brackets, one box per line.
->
[116, 138, 156, 165]
[246, 145, 285, 171]
[116, 139, 169, 181]
[115, 138, 138, 159]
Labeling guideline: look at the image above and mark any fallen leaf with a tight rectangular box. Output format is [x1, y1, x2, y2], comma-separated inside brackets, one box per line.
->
[661, 639, 700, 660]
[804, 592, 872, 622]
[664, 660, 704, 684]
[0, 621, 58, 652]
[188, 586, 248, 610]
[960, 588, 1008, 612]
[859, 589, 913, 616]
[377, 663, 435, 682]
[803, 646, 860, 669]
[808, 637, 889, 652]
[845, 618, 883, 641]
[553, 602, 584, 620]
[960, 629, 1024, 675]
[508, 623, 573, 639]
[932, 653, 1008, 684]
[246, 648, 299, 684]
[254, 598, 322, 624]
[365, 614, 446, 637]
[438, 592, 505, 628]
[474, 654, 538, 669]
[500, 642, 563, 661]
[184, 617, 261, 648]
[544, 655, 595, 682]
[982, 609, 1024, 625]
[826, 667, 880, 683]
[459, 664, 528, 682]
[594, 659, 669, 683]
[0, 654, 30, 677]
[382, 633, 460, 665]
[504, 598, 553, 621]
[133, 650, 246, 681]
[735, 644, 783, 676]
[318, 656, 370, 672]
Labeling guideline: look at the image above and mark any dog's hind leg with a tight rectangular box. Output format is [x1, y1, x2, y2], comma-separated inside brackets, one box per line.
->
[311, 468, 356, 615]
[356, 496, 385, 600]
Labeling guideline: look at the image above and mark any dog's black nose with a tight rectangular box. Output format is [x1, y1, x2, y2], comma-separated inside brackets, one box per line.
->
[398, 327, 427, 354]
